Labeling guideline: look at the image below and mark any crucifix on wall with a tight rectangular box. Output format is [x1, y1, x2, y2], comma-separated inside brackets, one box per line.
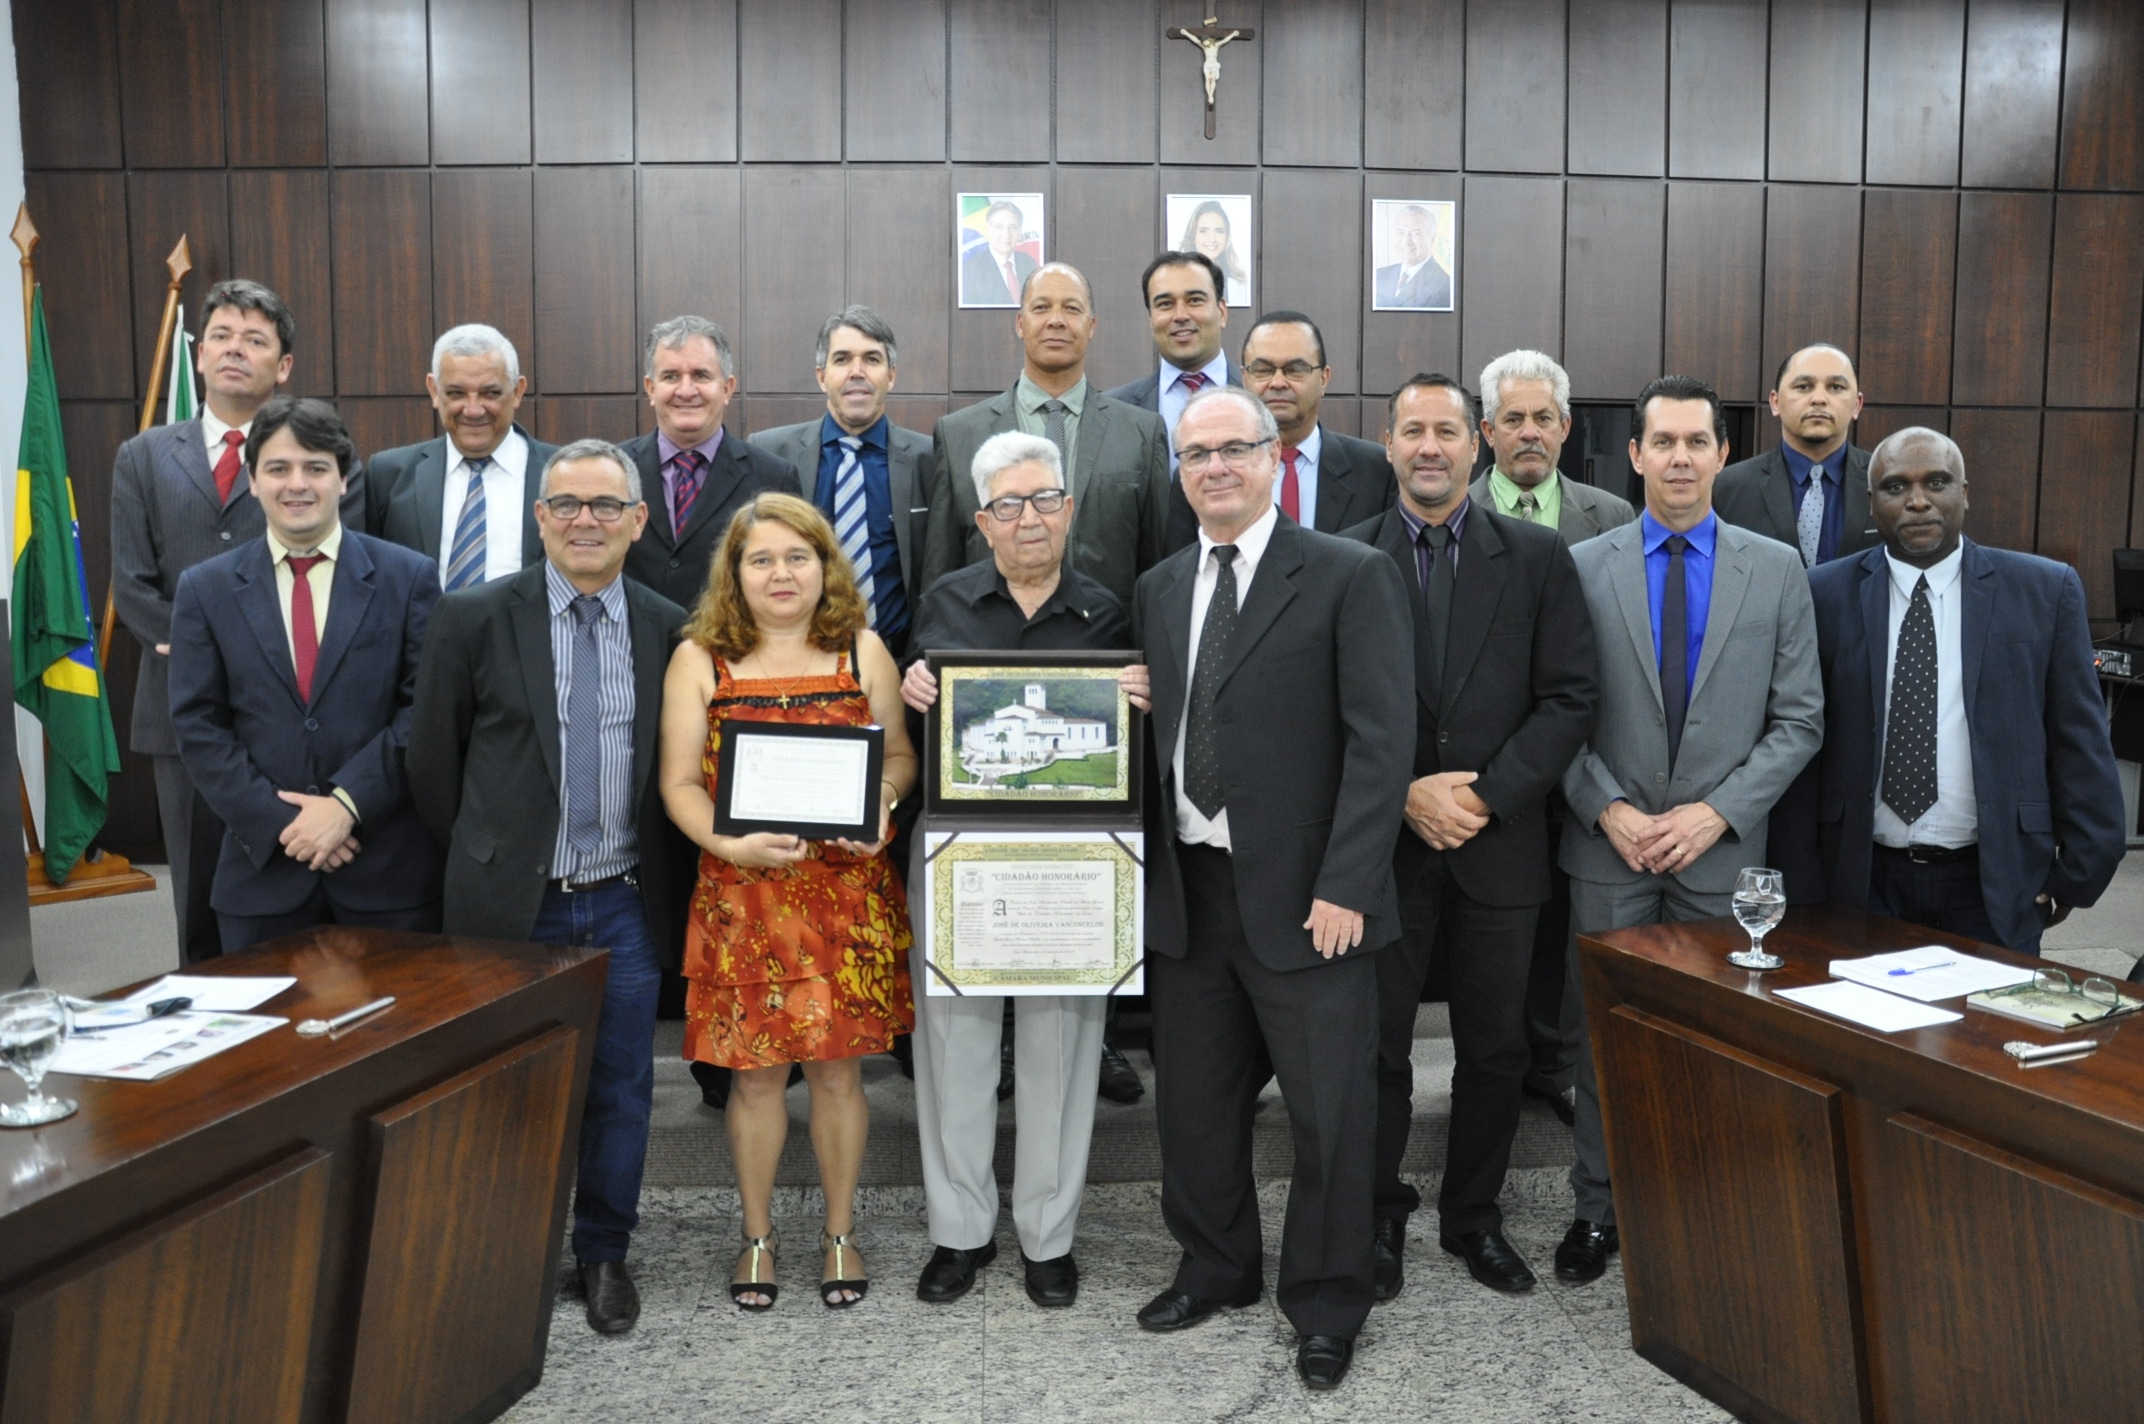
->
[1166, 10, 1256, 140]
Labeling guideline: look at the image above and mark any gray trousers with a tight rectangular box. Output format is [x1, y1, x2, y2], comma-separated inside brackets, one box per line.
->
[911, 943, 1106, 1260]
[1566, 874, 1733, 1226]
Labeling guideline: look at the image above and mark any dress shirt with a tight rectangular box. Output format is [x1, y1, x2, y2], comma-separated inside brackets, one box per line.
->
[1781, 444, 1846, 565]
[908, 559, 1130, 657]
[1015, 374, 1087, 493]
[545, 563, 638, 881]
[811, 414, 907, 642]
[436, 428, 529, 587]
[1394, 494, 1471, 588]
[1873, 545, 1976, 849]
[1274, 424, 1323, 530]
[1396, 259, 1432, 291]
[1157, 352, 1231, 460]
[1173, 504, 1279, 849]
[201, 407, 248, 464]
[264, 522, 363, 824]
[656, 427, 726, 523]
[1640, 509, 1717, 708]
[1485, 465, 1563, 529]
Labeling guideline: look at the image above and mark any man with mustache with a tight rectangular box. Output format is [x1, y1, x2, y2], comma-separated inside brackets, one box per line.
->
[1714, 343, 1877, 569]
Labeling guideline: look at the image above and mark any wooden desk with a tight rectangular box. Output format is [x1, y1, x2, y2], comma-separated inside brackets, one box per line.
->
[0, 928, 605, 1424]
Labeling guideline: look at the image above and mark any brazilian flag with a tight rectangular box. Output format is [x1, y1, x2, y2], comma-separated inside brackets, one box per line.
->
[11, 288, 119, 881]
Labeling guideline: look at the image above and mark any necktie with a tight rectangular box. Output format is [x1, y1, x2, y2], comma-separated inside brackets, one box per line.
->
[1420, 523, 1452, 690]
[1882, 574, 1939, 826]
[288, 554, 327, 702]
[1661, 535, 1689, 767]
[445, 457, 490, 592]
[1279, 446, 1302, 522]
[213, 429, 246, 505]
[1516, 490, 1540, 522]
[1798, 463, 1827, 568]
[564, 594, 605, 858]
[1041, 400, 1069, 468]
[1183, 545, 1239, 819]
[1175, 370, 1211, 396]
[671, 448, 708, 536]
[1002, 255, 1019, 303]
[830, 435, 876, 628]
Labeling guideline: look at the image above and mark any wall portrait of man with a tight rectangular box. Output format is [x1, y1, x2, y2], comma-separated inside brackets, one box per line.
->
[1370, 199, 1457, 313]
[958, 192, 1047, 309]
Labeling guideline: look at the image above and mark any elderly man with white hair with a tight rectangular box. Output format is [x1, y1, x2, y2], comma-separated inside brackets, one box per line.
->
[1467, 348, 1635, 543]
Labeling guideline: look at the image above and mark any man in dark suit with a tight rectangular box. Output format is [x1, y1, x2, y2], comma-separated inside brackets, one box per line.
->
[1344, 374, 1598, 1302]
[409, 437, 691, 1337]
[959, 199, 1039, 308]
[1242, 310, 1396, 534]
[366, 323, 556, 588]
[921, 264, 1174, 610]
[1103, 251, 1236, 459]
[1373, 205, 1453, 310]
[167, 398, 439, 952]
[1775, 427, 2125, 953]
[1131, 385, 1413, 1391]
[112, 279, 367, 961]
[619, 315, 803, 611]
[1713, 343, 1876, 568]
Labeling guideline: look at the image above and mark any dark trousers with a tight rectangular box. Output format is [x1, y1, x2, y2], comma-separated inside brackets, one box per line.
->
[532, 879, 661, 1263]
[1376, 845, 1539, 1235]
[1151, 844, 1379, 1339]
[1868, 845, 2012, 950]
[216, 881, 441, 953]
[1522, 808, 1578, 1091]
[153, 753, 226, 963]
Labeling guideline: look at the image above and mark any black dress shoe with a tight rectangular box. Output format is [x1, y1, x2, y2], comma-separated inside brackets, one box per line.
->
[691, 1060, 731, 1110]
[1554, 1218, 1619, 1283]
[1521, 1078, 1577, 1126]
[1097, 1042, 1145, 1103]
[1021, 1251, 1079, 1307]
[578, 1259, 639, 1334]
[1439, 1228, 1537, 1293]
[998, 1037, 1015, 1102]
[1371, 1216, 1405, 1302]
[916, 1242, 997, 1303]
[1296, 1333, 1355, 1390]
[1135, 1286, 1256, 1332]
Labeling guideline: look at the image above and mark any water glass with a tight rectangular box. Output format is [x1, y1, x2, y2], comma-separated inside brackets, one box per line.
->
[1728, 867, 1786, 970]
[0, 988, 78, 1127]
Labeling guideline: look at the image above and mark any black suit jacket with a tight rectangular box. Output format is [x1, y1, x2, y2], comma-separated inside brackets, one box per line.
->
[407, 563, 695, 965]
[1713, 444, 1877, 565]
[1309, 430, 1397, 534]
[1345, 503, 1599, 907]
[618, 429, 804, 611]
[364, 427, 557, 574]
[1133, 515, 1415, 970]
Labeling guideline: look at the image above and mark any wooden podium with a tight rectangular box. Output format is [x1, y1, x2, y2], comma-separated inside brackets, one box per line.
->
[0, 928, 605, 1424]
[1582, 907, 2144, 1424]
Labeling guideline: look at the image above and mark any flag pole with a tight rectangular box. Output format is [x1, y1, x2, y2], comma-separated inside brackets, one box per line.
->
[102, 236, 190, 673]
[10, 206, 41, 859]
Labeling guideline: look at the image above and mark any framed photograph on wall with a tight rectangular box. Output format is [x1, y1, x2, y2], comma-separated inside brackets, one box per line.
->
[1164, 192, 1253, 307]
[957, 192, 1047, 309]
[1370, 198, 1457, 312]
[923, 651, 1142, 818]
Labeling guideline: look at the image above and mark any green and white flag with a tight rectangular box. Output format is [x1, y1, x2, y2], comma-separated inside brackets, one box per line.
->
[162, 323, 195, 424]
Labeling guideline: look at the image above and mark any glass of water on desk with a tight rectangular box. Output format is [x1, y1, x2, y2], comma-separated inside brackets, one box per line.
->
[1729, 867, 1786, 970]
[0, 988, 78, 1127]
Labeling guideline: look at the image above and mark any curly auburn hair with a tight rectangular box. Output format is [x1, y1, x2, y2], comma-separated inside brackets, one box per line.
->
[682, 492, 869, 659]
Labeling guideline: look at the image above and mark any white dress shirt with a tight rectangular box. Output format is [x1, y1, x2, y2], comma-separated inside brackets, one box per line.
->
[1173, 503, 1278, 849]
[1274, 423, 1323, 529]
[1874, 544, 1977, 848]
[201, 406, 248, 463]
[1157, 352, 1231, 464]
[436, 427, 530, 587]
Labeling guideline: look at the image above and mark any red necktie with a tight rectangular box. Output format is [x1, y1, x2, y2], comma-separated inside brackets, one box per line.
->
[1002, 256, 1019, 302]
[1176, 370, 1211, 395]
[288, 554, 326, 702]
[671, 448, 707, 534]
[213, 428, 246, 504]
[1279, 446, 1302, 522]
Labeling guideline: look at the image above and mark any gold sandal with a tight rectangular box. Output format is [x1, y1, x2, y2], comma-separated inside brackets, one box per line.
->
[732, 1226, 779, 1311]
[821, 1226, 868, 1308]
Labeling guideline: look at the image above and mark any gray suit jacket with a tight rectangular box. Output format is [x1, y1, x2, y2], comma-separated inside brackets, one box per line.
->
[749, 418, 932, 596]
[364, 426, 556, 572]
[1713, 444, 1877, 565]
[110, 417, 369, 755]
[1559, 517, 1823, 893]
[1467, 471, 1638, 547]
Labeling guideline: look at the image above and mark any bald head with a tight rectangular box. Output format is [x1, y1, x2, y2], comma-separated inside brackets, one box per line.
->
[1020, 261, 1094, 307]
[1868, 425, 1969, 568]
[1015, 262, 1098, 386]
[1869, 426, 1963, 484]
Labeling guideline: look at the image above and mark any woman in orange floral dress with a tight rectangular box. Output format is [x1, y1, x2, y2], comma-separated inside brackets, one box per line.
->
[659, 493, 916, 1312]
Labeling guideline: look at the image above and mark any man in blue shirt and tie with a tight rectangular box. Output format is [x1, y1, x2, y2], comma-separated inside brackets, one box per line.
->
[1714, 343, 1878, 567]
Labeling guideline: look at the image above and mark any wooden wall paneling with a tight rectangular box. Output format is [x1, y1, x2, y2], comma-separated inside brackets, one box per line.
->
[340, 397, 437, 463]
[1949, 407, 2040, 550]
[1762, 186, 1864, 425]
[1464, 0, 1566, 175]
[948, 166, 1050, 393]
[2045, 195, 2144, 406]
[428, 0, 531, 165]
[1365, 0, 1462, 172]
[1159, 0, 1262, 166]
[533, 167, 636, 395]
[1668, 0, 1768, 180]
[739, 168, 846, 396]
[2059, 0, 2144, 192]
[228, 171, 335, 396]
[1664, 182, 1765, 403]
[128, 171, 232, 397]
[1262, 170, 1363, 394]
[735, 396, 829, 437]
[1859, 189, 1958, 407]
[1056, 0, 1160, 164]
[1459, 176, 1565, 394]
[1564, 179, 1665, 401]
[637, 167, 743, 380]
[1056, 166, 1159, 392]
[431, 169, 535, 391]
[1261, 0, 1362, 168]
[1567, 0, 1667, 178]
[532, 396, 645, 446]
[115, 0, 225, 168]
[1864, 0, 1966, 187]
[332, 169, 432, 395]
[1363, 172, 1462, 396]
[1856, 405, 1948, 451]
[846, 168, 952, 395]
[15, 0, 122, 169]
[1764, 0, 1867, 183]
[325, 0, 430, 166]
[1325, 398, 1364, 439]
[223, 0, 329, 167]
[1951, 191, 2052, 407]
[738, 0, 840, 162]
[2133, 431, 2144, 556]
[884, 394, 953, 438]
[949, 0, 1051, 162]
[847, 0, 947, 162]
[633, 0, 738, 163]
[532, 0, 634, 164]
[2037, 411, 2136, 618]
[1959, 0, 2064, 189]
[22, 173, 134, 401]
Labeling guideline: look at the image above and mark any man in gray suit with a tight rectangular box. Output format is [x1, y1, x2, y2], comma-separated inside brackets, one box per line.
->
[1713, 343, 1876, 569]
[110, 278, 367, 962]
[920, 262, 1174, 610]
[1553, 374, 1822, 1285]
[366, 323, 556, 588]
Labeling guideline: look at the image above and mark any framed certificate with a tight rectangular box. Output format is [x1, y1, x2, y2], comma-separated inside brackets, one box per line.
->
[714, 721, 885, 842]
[919, 830, 1144, 996]
[924, 651, 1142, 819]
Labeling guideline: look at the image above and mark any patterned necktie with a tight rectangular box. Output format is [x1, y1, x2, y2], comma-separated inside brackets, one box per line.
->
[288, 554, 327, 702]
[1183, 545, 1239, 818]
[564, 594, 605, 858]
[1040, 400, 1069, 467]
[1516, 490, 1540, 522]
[1882, 575, 1939, 825]
[213, 429, 246, 505]
[1661, 535, 1689, 767]
[1279, 446, 1302, 522]
[671, 448, 708, 536]
[445, 457, 490, 592]
[1798, 462, 1827, 568]
[830, 436, 876, 627]
[1175, 369, 1211, 396]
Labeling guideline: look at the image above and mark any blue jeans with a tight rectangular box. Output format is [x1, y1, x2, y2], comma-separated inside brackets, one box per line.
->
[532, 880, 660, 1264]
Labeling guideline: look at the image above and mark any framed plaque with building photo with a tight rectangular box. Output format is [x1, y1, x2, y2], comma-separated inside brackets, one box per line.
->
[919, 830, 1145, 996]
[923, 651, 1142, 818]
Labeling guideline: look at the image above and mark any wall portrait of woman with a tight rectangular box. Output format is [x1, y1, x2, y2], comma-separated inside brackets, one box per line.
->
[1165, 193, 1253, 307]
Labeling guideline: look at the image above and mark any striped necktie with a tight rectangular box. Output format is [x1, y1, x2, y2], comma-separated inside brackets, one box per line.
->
[671, 448, 707, 537]
[831, 436, 876, 626]
[563, 594, 605, 857]
[444, 457, 490, 592]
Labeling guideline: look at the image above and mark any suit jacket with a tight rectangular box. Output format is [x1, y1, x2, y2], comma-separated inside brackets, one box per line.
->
[1374, 260, 1453, 310]
[1134, 516, 1415, 970]
[1101, 358, 1242, 415]
[1559, 517, 1824, 892]
[1773, 539, 2126, 950]
[111, 417, 369, 756]
[364, 426, 557, 574]
[749, 417, 933, 597]
[960, 245, 1037, 307]
[1308, 430, 1398, 534]
[167, 531, 441, 916]
[921, 384, 1172, 610]
[407, 563, 695, 964]
[1466, 471, 1637, 547]
[618, 429, 803, 612]
[1713, 444, 1877, 564]
[1104, 362, 1245, 554]
[1345, 504, 1599, 907]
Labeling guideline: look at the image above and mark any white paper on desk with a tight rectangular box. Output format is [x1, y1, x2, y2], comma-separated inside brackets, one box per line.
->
[117, 974, 297, 1013]
[1775, 981, 1964, 1032]
[1827, 947, 2035, 1003]
[50, 1011, 287, 1080]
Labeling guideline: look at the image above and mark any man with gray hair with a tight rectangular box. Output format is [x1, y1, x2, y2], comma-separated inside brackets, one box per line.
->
[409, 437, 694, 1336]
[369, 322, 557, 588]
[619, 315, 802, 611]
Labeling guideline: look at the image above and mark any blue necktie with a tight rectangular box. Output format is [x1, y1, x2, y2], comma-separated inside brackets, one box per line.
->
[564, 595, 604, 859]
[445, 456, 490, 592]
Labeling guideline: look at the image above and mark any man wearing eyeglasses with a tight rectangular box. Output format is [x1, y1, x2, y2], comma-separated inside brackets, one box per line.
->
[1238, 311, 1395, 535]
[408, 439, 694, 1339]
